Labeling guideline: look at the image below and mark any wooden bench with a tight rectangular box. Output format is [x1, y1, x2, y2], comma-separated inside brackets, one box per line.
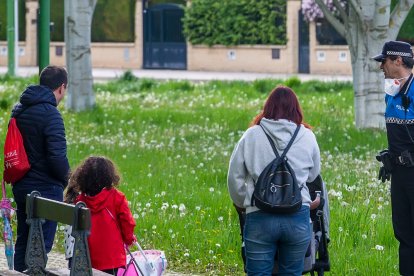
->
[0, 190, 108, 276]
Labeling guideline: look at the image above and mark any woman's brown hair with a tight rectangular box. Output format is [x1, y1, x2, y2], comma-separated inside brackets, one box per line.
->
[250, 85, 311, 128]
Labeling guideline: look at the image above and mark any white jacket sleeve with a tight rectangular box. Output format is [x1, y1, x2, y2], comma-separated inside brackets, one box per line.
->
[227, 138, 247, 208]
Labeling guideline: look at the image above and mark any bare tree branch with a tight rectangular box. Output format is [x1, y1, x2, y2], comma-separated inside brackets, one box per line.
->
[389, 0, 414, 38]
[315, 0, 347, 38]
[348, 0, 364, 24]
[332, 0, 348, 22]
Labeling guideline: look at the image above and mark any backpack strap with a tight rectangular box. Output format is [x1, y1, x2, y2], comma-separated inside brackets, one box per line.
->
[261, 125, 280, 158]
[260, 124, 301, 159]
[12, 102, 50, 119]
[12, 104, 32, 119]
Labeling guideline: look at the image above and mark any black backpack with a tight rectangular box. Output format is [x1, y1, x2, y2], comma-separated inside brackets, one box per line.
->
[251, 125, 302, 214]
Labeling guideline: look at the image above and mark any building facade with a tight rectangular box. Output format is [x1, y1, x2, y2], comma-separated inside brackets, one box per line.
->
[0, 0, 352, 75]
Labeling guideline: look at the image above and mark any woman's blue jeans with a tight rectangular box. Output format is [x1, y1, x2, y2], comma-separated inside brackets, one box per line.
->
[244, 205, 311, 276]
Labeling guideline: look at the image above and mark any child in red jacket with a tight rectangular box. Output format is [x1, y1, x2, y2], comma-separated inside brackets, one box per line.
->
[71, 156, 136, 275]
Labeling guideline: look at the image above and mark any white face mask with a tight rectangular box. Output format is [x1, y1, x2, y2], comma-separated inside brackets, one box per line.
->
[384, 76, 409, 96]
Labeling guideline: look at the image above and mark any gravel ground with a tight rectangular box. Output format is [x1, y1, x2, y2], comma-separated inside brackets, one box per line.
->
[0, 243, 189, 275]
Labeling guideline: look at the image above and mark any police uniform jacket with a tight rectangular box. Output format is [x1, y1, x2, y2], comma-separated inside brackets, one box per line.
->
[385, 74, 414, 156]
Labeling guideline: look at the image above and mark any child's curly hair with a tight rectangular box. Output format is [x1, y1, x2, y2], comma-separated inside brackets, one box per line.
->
[64, 180, 79, 204]
[69, 156, 121, 197]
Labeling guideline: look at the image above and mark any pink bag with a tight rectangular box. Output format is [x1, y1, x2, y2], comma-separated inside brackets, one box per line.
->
[117, 242, 167, 276]
[105, 209, 167, 276]
[117, 258, 139, 276]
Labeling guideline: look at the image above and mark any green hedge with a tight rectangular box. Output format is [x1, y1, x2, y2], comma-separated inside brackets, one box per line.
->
[397, 8, 414, 44]
[0, 0, 26, 41]
[91, 0, 135, 42]
[50, 0, 135, 42]
[50, 0, 64, 42]
[182, 0, 287, 46]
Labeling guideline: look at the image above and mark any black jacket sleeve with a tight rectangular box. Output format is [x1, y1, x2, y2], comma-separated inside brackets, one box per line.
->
[43, 108, 70, 186]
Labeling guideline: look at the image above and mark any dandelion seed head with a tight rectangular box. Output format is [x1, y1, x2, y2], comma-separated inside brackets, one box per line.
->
[179, 204, 186, 212]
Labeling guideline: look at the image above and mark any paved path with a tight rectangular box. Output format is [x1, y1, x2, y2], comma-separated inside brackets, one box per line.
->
[0, 242, 67, 271]
[0, 243, 186, 275]
[0, 66, 352, 83]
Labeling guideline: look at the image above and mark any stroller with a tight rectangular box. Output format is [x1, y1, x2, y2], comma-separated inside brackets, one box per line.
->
[236, 175, 330, 276]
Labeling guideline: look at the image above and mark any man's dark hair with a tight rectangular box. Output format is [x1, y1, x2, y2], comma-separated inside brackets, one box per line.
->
[388, 55, 414, 69]
[39, 65, 68, 91]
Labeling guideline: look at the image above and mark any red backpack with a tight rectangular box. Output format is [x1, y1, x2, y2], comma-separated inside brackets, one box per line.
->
[3, 117, 30, 184]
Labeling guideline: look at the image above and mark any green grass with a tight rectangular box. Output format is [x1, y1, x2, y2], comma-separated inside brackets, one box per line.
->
[0, 76, 396, 275]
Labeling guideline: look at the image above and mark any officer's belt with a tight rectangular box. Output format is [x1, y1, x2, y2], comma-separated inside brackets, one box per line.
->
[393, 151, 414, 166]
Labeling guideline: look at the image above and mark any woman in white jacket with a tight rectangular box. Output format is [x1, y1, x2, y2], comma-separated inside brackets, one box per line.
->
[228, 86, 321, 275]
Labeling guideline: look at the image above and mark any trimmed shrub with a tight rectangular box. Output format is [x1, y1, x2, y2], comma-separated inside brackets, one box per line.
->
[0, 0, 26, 41]
[50, 0, 135, 42]
[183, 0, 287, 46]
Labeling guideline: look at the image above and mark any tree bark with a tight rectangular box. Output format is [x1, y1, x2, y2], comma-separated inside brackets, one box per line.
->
[315, 0, 414, 128]
[64, 0, 97, 112]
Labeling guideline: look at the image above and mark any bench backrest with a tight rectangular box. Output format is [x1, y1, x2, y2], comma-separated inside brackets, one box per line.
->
[26, 195, 91, 230]
[25, 191, 92, 276]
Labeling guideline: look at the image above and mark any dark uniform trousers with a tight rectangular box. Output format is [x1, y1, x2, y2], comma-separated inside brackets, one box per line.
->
[391, 164, 414, 276]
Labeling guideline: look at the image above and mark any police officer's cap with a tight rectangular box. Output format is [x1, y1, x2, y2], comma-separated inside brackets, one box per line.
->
[372, 41, 413, 62]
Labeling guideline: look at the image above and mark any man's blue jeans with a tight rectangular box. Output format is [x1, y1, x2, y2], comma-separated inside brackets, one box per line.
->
[12, 184, 63, 272]
[244, 205, 311, 276]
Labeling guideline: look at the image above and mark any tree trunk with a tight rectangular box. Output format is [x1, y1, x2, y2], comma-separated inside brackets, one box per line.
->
[314, 0, 414, 128]
[349, 19, 387, 129]
[64, 0, 97, 112]
[352, 56, 386, 129]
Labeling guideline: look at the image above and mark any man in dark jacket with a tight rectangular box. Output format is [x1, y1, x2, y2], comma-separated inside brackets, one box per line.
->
[11, 65, 70, 272]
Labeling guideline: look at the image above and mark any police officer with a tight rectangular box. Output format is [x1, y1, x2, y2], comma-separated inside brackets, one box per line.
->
[373, 40, 414, 276]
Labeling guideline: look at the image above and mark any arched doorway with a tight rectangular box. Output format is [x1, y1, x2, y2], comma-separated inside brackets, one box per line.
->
[143, 1, 186, 69]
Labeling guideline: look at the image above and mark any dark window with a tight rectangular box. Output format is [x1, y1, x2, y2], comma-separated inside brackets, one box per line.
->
[316, 19, 346, 45]
[271, 49, 280, 59]
[55, 45, 63, 56]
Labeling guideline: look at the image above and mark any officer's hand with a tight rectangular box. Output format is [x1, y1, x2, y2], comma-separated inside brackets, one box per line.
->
[378, 166, 391, 183]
